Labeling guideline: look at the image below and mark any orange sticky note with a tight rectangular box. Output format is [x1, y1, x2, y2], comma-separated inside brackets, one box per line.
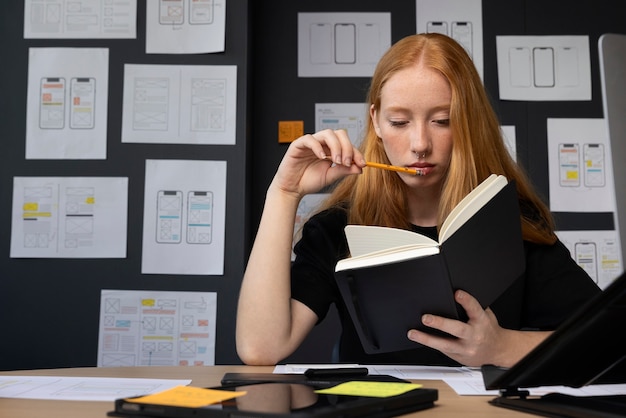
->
[127, 385, 246, 407]
[278, 120, 304, 143]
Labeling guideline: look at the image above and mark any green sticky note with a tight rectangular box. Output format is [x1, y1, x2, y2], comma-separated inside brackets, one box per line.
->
[314, 381, 422, 398]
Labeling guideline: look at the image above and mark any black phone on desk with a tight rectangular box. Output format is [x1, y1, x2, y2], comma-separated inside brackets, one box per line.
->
[220, 369, 407, 387]
[108, 381, 437, 418]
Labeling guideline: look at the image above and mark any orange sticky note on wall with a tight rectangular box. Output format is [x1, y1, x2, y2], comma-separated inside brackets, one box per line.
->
[278, 120, 304, 143]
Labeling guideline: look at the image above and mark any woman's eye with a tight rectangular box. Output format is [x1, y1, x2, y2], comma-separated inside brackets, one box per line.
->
[433, 119, 450, 126]
[389, 120, 408, 127]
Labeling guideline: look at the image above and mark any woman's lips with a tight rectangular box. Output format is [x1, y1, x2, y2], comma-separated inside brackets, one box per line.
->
[409, 162, 433, 176]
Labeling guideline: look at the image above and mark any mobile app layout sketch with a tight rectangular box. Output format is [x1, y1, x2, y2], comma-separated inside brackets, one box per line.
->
[133, 77, 169, 131]
[64, 187, 94, 248]
[39, 77, 65, 129]
[427, 21, 448, 35]
[70, 77, 96, 129]
[299, 13, 391, 77]
[187, 191, 213, 244]
[160, 0, 184, 25]
[575, 241, 598, 282]
[157, 190, 183, 243]
[583, 143, 605, 187]
[98, 290, 217, 367]
[309, 21, 379, 65]
[533, 47, 555, 87]
[556, 46, 579, 86]
[190, 78, 225, 132]
[508, 47, 532, 87]
[21, 186, 55, 249]
[451, 21, 472, 57]
[309, 23, 332, 64]
[334, 23, 356, 64]
[24, 0, 137, 38]
[189, 0, 214, 24]
[558, 143, 580, 187]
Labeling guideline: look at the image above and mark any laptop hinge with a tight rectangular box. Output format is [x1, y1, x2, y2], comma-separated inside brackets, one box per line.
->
[499, 387, 531, 399]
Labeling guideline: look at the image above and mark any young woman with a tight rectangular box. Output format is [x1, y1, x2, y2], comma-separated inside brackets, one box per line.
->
[236, 33, 600, 367]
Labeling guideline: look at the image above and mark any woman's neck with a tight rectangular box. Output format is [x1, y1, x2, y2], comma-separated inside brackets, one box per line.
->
[406, 186, 441, 227]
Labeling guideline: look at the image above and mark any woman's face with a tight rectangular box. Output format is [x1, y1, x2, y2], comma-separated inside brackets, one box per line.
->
[371, 62, 453, 190]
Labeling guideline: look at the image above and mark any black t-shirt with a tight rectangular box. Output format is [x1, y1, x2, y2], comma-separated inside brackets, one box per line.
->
[291, 207, 601, 365]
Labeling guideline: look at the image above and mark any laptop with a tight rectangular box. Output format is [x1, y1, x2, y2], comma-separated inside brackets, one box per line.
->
[481, 270, 626, 417]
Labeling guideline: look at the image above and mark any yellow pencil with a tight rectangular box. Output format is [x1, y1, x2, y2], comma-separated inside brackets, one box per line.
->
[365, 161, 420, 176]
[322, 156, 420, 176]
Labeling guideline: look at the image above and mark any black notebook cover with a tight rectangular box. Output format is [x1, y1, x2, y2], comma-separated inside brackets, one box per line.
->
[335, 180, 525, 354]
[482, 270, 626, 418]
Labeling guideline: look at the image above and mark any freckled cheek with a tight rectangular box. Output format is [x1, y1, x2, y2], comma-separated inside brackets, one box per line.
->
[380, 137, 407, 161]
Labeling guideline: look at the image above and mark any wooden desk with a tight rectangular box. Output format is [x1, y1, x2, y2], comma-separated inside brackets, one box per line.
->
[0, 365, 534, 417]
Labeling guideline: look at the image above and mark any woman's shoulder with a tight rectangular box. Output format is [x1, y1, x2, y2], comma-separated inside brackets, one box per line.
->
[305, 205, 349, 233]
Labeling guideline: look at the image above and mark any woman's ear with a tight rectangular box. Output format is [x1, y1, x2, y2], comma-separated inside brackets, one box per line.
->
[370, 104, 382, 137]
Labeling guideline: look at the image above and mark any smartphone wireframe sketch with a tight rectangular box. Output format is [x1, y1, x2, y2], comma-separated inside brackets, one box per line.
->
[583, 143, 605, 187]
[575, 241, 598, 283]
[559, 143, 580, 187]
[186, 191, 213, 244]
[334, 23, 356, 64]
[309, 23, 332, 64]
[156, 190, 183, 244]
[533, 47, 555, 87]
[70, 77, 96, 129]
[358, 22, 380, 64]
[189, 0, 213, 24]
[427, 21, 448, 35]
[160, 0, 184, 25]
[556, 46, 579, 86]
[39, 77, 66, 129]
[509, 47, 532, 87]
[451, 21, 472, 57]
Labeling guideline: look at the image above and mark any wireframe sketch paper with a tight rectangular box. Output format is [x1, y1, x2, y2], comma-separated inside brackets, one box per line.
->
[10, 177, 128, 258]
[141, 159, 226, 275]
[98, 289, 217, 367]
[121, 64, 237, 145]
[26, 48, 109, 159]
[146, 0, 226, 54]
[23, 0, 137, 39]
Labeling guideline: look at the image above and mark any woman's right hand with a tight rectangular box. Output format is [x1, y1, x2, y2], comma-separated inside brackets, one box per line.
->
[271, 129, 366, 198]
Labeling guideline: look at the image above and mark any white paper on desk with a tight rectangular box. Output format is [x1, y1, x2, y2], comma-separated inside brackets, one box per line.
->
[98, 289, 217, 367]
[275, 364, 475, 380]
[25, 48, 109, 159]
[24, 0, 137, 39]
[141, 159, 227, 275]
[445, 373, 626, 397]
[10, 177, 128, 258]
[0, 376, 190, 401]
[121, 64, 237, 145]
[145, 0, 226, 54]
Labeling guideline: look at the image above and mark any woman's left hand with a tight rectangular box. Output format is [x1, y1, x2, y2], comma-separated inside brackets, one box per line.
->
[406, 289, 545, 368]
